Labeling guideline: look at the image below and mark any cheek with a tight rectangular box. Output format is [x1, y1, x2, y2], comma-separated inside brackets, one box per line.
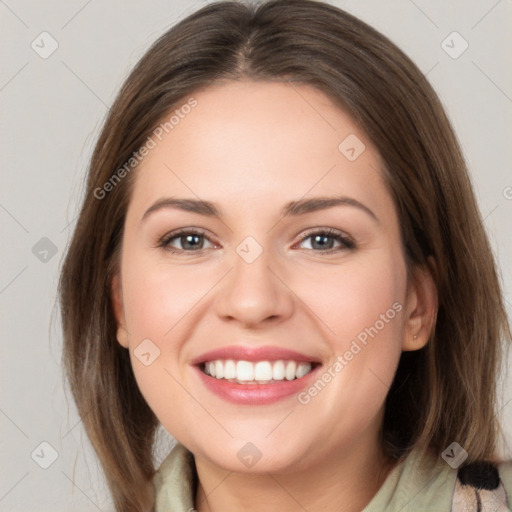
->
[300, 256, 405, 346]
[121, 251, 212, 342]
[121, 265, 193, 432]
[297, 255, 406, 397]
[292, 256, 406, 429]
[119, 251, 218, 421]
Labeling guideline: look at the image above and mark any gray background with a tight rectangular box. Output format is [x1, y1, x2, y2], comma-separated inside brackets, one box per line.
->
[1, 0, 511, 510]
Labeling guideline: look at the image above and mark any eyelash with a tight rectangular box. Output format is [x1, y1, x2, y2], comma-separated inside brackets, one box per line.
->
[156, 227, 356, 255]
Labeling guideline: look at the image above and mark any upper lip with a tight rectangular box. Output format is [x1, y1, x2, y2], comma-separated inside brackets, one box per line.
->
[190, 346, 322, 365]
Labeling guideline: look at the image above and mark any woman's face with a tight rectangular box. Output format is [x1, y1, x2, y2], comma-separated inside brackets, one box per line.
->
[112, 80, 428, 473]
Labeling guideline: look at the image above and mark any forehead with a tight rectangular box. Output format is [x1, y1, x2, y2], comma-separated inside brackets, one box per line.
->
[128, 80, 389, 218]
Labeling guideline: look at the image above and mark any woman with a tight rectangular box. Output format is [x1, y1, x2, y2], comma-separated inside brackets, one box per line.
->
[58, 1, 512, 510]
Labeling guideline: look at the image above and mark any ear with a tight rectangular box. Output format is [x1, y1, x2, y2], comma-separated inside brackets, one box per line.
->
[401, 263, 438, 351]
[111, 273, 129, 349]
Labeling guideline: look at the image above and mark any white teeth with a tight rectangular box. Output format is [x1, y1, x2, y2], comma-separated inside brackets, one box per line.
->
[296, 362, 311, 378]
[272, 360, 285, 380]
[236, 360, 254, 381]
[202, 359, 314, 383]
[285, 361, 297, 381]
[254, 361, 273, 380]
[215, 360, 224, 379]
[224, 359, 236, 379]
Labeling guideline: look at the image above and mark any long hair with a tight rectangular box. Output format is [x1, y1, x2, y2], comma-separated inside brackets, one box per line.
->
[58, 1, 511, 510]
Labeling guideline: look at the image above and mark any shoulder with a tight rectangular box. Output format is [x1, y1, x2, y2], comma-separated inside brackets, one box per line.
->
[498, 459, 512, 505]
[451, 458, 512, 511]
[364, 449, 512, 512]
[363, 447, 458, 511]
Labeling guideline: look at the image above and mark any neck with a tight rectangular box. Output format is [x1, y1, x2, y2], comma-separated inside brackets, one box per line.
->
[194, 437, 396, 512]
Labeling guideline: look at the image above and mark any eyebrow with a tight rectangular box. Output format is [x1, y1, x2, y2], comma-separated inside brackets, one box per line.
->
[141, 195, 379, 224]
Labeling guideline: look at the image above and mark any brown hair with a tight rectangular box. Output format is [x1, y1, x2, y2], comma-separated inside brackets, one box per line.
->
[58, 0, 511, 510]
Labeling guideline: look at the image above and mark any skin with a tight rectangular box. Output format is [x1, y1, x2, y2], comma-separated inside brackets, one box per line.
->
[111, 80, 437, 512]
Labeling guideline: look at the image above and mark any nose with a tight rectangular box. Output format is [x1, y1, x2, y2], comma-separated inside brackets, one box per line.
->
[213, 244, 295, 328]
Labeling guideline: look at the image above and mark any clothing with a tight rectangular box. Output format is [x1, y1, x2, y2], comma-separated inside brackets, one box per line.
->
[153, 441, 512, 511]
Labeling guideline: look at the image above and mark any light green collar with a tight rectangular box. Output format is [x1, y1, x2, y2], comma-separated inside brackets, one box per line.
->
[153, 442, 460, 511]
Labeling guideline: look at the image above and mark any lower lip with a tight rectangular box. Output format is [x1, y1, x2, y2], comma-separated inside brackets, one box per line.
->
[193, 364, 321, 405]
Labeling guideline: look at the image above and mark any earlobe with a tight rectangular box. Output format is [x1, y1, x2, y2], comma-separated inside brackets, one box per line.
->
[111, 273, 130, 349]
[402, 265, 438, 352]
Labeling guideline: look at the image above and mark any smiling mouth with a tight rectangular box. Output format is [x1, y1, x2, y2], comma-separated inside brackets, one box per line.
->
[199, 359, 321, 385]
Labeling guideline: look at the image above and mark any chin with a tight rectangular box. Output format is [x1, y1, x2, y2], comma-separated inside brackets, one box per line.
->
[199, 436, 314, 474]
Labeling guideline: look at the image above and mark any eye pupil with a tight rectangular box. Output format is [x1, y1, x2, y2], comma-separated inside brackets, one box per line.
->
[312, 234, 334, 250]
[182, 234, 202, 250]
